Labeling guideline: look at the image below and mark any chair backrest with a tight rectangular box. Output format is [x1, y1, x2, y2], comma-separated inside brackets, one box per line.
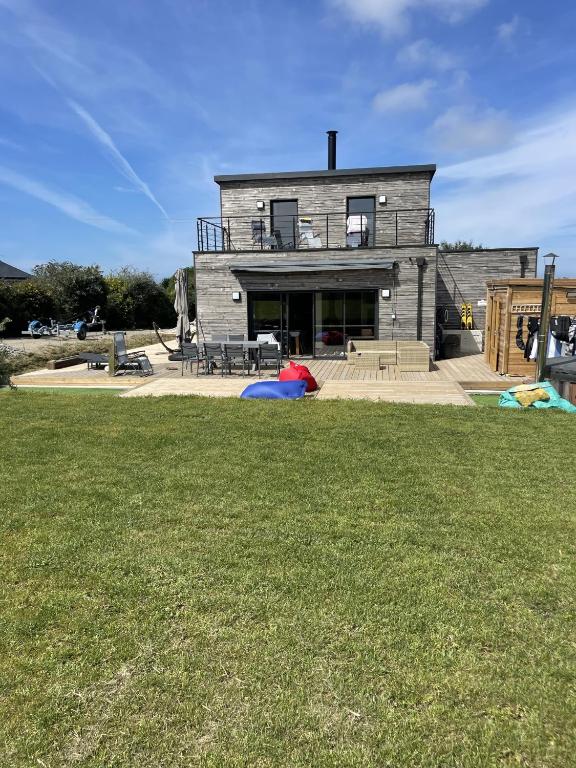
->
[346, 214, 368, 234]
[210, 335, 227, 342]
[203, 342, 223, 358]
[228, 333, 245, 341]
[251, 219, 266, 244]
[113, 331, 128, 362]
[181, 342, 198, 358]
[259, 343, 280, 360]
[298, 217, 313, 233]
[224, 343, 245, 358]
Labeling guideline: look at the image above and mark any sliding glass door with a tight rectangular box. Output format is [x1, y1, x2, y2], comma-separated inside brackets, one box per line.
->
[314, 290, 377, 357]
[249, 290, 377, 358]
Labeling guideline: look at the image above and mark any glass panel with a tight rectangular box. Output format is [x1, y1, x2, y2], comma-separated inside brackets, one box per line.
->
[314, 292, 346, 357]
[271, 200, 298, 250]
[287, 292, 314, 356]
[345, 291, 376, 325]
[249, 292, 283, 337]
[346, 197, 375, 247]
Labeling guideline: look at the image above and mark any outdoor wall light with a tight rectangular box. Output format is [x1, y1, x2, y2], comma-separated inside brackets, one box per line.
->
[378, 195, 387, 205]
[232, 292, 241, 302]
[256, 200, 265, 210]
[381, 288, 391, 299]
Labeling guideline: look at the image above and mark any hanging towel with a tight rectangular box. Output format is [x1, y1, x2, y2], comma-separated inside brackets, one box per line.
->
[524, 316, 539, 360]
[515, 315, 525, 350]
[550, 315, 571, 342]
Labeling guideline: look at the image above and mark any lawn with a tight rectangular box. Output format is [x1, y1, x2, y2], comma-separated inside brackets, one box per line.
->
[1, 392, 575, 767]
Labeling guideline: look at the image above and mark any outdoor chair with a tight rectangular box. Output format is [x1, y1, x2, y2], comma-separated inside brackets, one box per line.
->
[228, 333, 246, 341]
[113, 332, 153, 376]
[346, 214, 369, 247]
[251, 220, 276, 249]
[224, 343, 249, 376]
[181, 342, 202, 376]
[203, 342, 225, 375]
[258, 343, 282, 377]
[298, 217, 322, 248]
[210, 334, 227, 342]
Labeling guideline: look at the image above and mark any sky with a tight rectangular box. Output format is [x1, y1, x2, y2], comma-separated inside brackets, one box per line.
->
[0, 0, 575, 278]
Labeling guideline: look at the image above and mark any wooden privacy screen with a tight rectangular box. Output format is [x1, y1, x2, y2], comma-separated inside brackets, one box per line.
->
[485, 279, 576, 376]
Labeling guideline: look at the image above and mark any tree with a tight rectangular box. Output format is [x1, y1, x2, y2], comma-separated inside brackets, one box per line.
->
[440, 240, 485, 252]
[32, 261, 107, 320]
[0, 280, 55, 332]
[161, 267, 195, 319]
[105, 268, 175, 330]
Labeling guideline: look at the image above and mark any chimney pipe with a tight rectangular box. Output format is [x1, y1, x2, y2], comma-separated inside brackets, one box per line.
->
[327, 130, 338, 170]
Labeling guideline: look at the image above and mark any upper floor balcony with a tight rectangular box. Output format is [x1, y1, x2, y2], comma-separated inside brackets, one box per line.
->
[196, 208, 435, 253]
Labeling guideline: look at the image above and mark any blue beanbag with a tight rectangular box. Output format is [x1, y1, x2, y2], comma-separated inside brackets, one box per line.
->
[240, 380, 307, 400]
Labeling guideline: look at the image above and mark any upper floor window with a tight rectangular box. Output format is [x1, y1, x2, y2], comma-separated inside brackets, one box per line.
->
[271, 200, 298, 250]
[347, 196, 375, 247]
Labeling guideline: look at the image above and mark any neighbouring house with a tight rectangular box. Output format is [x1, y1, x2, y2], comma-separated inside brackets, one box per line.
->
[0, 259, 33, 283]
[193, 132, 538, 358]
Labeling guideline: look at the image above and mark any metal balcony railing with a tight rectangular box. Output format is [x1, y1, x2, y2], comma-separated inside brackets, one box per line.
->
[196, 209, 435, 252]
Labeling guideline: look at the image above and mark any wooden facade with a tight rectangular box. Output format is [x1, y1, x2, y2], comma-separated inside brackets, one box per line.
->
[437, 248, 538, 331]
[194, 163, 540, 359]
[485, 279, 576, 375]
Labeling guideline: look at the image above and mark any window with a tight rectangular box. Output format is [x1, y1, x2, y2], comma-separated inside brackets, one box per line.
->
[346, 196, 375, 247]
[271, 200, 298, 250]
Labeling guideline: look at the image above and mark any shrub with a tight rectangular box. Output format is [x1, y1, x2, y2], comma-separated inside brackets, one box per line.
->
[33, 261, 108, 321]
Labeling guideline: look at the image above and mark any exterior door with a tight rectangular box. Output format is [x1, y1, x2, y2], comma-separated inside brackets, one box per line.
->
[271, 200, 298, 250]
[487, 297, 501, 371]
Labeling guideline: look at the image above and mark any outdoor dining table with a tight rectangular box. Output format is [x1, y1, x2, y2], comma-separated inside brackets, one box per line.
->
[202, 340, 280, 372]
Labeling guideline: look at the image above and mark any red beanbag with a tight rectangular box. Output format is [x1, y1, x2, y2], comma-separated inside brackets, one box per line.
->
[279, 360, 318, 392]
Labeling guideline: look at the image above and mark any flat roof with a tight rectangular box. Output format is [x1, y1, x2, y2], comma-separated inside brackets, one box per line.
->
[215, 164, 436, 184]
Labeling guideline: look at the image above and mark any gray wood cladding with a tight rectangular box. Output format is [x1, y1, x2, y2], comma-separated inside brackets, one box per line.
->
[217, 171, 432, 249]
[194, 246, 438, 350]
[436, 249, 538, 330]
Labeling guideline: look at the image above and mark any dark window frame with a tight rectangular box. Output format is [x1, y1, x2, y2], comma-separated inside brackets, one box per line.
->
[270, 199, 299, 250]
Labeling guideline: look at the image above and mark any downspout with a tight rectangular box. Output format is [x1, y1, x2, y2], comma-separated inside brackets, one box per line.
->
[416, 257, 426, 341]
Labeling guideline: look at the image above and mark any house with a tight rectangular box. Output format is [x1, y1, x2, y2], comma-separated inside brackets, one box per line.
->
[0, 259, 33, 283]
[193, 132, 538, 358]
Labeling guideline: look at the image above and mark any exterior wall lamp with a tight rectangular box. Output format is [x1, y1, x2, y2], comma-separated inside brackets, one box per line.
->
[378, 195, 387, 205]
[256, 201, 265, 210]
[232, 292, 241, 302]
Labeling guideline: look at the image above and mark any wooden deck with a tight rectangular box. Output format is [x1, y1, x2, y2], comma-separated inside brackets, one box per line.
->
[12, 348, 522, 392]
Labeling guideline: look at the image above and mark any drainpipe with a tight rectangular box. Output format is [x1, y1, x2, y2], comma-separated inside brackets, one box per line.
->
[535, 252, 557, 382]
[416, 257, 426, 341]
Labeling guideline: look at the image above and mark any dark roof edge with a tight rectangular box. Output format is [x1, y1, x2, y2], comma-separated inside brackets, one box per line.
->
[215, 164, 436, 184]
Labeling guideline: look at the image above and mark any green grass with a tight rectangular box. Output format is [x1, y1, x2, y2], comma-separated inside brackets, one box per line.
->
[471, 394, 502, 407]
[1, 393, 575, 767]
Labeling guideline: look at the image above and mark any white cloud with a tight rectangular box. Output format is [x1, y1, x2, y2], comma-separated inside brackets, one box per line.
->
[497, 15, 521, 43]
[432, 105, 513, 152]
[435, 105, 576, 257]
[397, 39, 458, 71]
[0, 164, 135, 234]
[67, 99, 169, 220]
[373, 79, 435, 112]
[330, 0, 488, 36]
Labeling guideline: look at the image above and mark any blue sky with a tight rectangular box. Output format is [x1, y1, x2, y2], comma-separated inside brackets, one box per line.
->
[1, 0, 575, 278]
